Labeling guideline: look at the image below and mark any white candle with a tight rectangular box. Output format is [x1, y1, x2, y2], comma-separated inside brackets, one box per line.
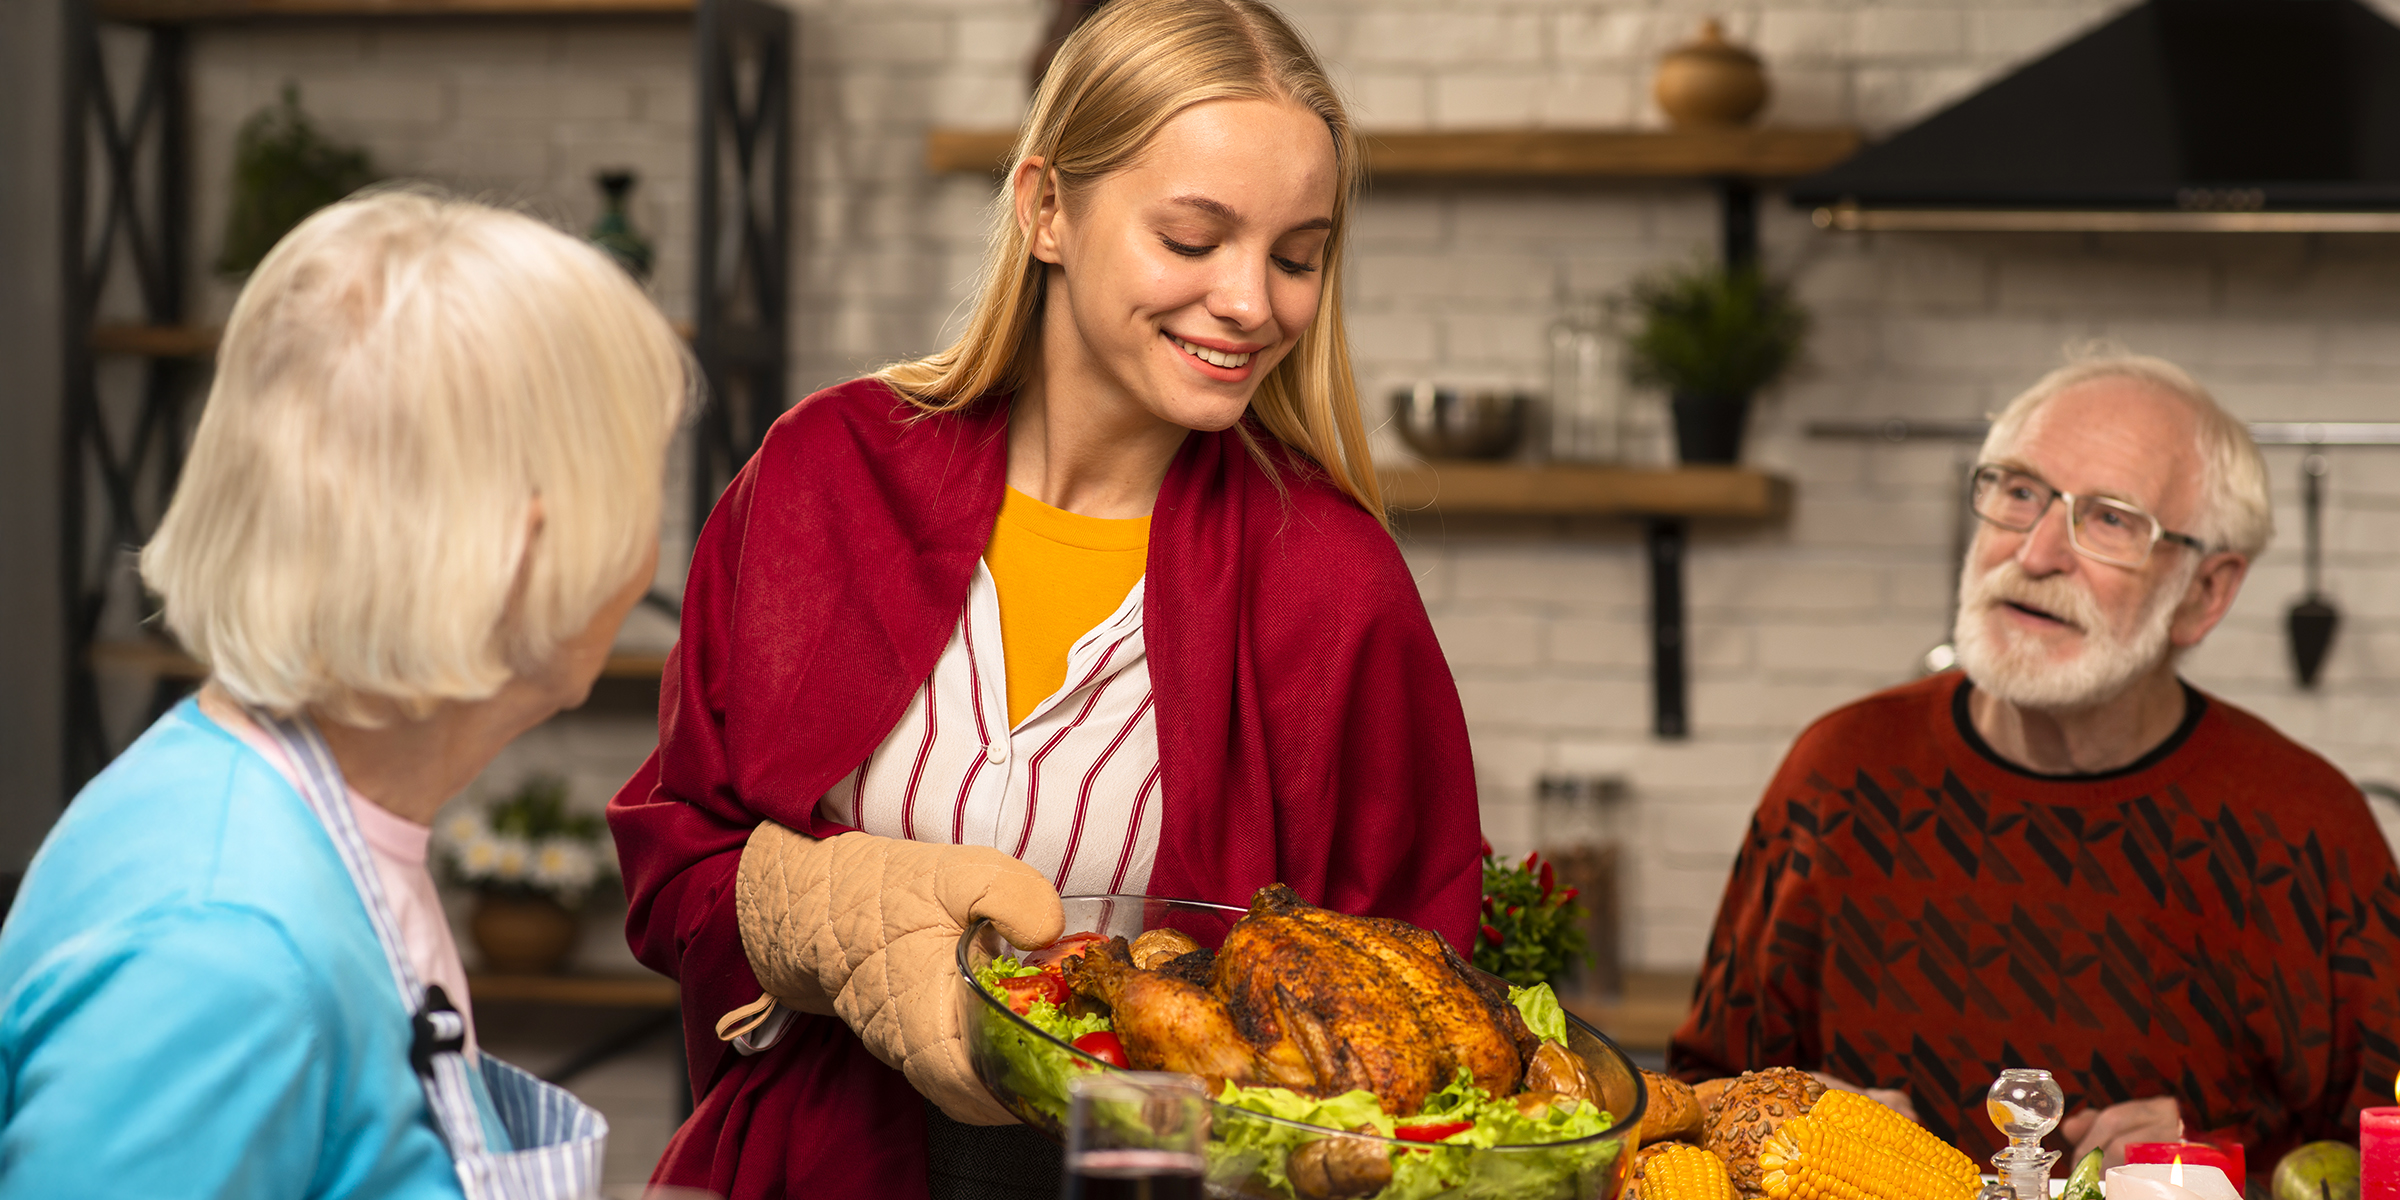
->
[2106, 1162, 2242, 1200]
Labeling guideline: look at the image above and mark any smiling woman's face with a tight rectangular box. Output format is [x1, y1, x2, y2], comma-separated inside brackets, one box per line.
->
[1025, 96, 1338, 434]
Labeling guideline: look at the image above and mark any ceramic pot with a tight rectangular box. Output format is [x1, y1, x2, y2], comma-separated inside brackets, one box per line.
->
[1670, 391, 1752, 464]
[1654, 19, 1770, 128]
[470, 893, 580, 974]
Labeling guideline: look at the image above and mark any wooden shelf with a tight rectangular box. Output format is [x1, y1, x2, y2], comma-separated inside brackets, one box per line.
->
[91, 638, 669, 681]
[1379, 463, 1788, 519]
[89, 320, 697, 358]
[97, 0, 690, 21]
[467, 971, 679, 1007]
[927, 127, 1861, 181]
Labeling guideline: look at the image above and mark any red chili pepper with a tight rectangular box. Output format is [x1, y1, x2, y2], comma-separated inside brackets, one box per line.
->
[1396, 1120, 1475, 1143]
[995, 972, 1070, 1014]
[1522, 851, 1538, 872]
[1507, 905, 1522, 917]
[1560, 887, 1579, 903]
[1072, 1031, 1130, 1069]
[1480, 923, 1503, 945]
[1539, 861, 1556, 898]
[1479, 837, 1494, 858]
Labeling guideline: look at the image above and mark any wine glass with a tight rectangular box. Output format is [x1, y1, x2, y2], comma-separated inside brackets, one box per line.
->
[1063, 1071, 1210, 1200]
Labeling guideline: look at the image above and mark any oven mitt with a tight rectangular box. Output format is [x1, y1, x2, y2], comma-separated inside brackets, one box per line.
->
[734, 821, 1064, 1125]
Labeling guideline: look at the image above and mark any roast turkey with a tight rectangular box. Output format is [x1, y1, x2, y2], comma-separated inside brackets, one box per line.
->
[1063, 884, 1545, 1114]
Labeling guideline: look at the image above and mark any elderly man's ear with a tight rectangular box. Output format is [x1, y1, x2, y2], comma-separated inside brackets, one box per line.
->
[2170, 552, 2250, 649]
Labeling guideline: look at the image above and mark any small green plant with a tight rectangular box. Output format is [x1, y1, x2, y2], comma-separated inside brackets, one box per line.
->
[436, 775, 612, 909]
[1472, 843, 1589, 989]
[217, 83, 377, 277]
[1620, 260, 1809, 398]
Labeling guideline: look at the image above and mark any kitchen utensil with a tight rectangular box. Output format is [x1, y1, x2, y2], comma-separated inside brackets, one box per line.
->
[1392, 385, 1529, 460]
[2289, 454, 2340, 688]
[960, 894, 1645, 1199]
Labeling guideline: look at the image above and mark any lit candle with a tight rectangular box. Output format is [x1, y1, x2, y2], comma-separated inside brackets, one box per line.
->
[2363, 1107, 2400, 1198]
[2127, 1141, 2246, 1191]
[2106, 1162, 2242, 1200]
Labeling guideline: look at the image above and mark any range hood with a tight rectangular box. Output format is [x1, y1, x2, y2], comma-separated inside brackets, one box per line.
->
[1791, 0, 2400, 232]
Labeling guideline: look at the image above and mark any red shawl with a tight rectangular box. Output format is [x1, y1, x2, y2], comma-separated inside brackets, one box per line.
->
[608, 379, 1481, 1198]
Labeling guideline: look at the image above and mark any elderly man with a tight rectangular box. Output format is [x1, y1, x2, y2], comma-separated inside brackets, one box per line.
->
[1671, 356, 2400, 1174]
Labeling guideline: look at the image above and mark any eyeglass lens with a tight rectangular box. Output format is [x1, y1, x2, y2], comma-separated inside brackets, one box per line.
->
[1971, 468, 2158, 565]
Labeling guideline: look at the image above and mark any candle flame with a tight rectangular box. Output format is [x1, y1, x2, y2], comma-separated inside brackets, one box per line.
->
[2170, 1157, 2184, 1186]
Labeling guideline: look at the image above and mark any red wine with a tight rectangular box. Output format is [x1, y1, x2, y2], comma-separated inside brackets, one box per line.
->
[1063, 1149, 1205, 1200]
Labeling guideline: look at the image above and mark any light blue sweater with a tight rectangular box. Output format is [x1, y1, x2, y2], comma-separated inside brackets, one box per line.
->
[0, 700, 504, 1198]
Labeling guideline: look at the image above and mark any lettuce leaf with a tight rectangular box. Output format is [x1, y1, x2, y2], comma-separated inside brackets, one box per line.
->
[1509, 982, 1568, 1045]
[971, 959, 1113, 1126]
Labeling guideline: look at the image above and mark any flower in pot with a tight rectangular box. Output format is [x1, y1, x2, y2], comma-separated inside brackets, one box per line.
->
[1620, 261, 1808, 465]
[1472, 843, 1590, 989]
[438, 775, 611, 974]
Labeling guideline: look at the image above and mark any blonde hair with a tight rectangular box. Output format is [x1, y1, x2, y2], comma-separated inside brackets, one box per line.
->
[142, 189, 694, 724]
[1982, 350, 2272, 558]
[877, 0, 1380, 514]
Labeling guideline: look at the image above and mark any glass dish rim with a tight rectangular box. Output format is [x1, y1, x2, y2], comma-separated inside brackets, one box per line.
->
[956, 891, 1651, 1150]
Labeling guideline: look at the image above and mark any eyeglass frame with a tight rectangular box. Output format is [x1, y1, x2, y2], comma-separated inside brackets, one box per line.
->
[1967, 462, 2213, 568]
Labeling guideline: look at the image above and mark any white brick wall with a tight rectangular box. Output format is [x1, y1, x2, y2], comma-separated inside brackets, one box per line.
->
[196, 0, 2400, 971]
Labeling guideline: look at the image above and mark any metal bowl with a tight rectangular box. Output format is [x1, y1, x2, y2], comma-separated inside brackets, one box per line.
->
[958, 894, 1644, 1200]
[1391, 386, 1530, 460]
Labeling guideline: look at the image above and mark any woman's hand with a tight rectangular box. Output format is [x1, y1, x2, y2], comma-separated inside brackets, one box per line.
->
[2059, 1095, 2182, 1170]
[734, 824, 1065, 1124]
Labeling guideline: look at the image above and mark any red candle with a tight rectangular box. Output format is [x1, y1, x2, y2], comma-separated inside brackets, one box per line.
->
[2364, 1107, 2400, 1198]
[2126, 1141, 2246, 1191]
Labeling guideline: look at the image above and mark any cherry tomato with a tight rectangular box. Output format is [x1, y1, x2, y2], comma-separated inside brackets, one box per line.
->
[1394, 1120, 1474, 1143]
[1023, 932, 1109, 973]
[1071, 1031, 1130, 1069]
[994, 972, 1069, 1014]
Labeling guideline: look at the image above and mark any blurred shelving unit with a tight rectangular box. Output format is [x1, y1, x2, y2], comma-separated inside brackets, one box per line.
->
[61, 0, 789, 789]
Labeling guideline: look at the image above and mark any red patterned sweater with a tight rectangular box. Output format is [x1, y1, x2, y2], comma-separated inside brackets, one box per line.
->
[1670, 672, 2400, 1168]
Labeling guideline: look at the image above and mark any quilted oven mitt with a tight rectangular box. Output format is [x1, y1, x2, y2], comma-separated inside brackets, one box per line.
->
[734, 822, 1065, 1125]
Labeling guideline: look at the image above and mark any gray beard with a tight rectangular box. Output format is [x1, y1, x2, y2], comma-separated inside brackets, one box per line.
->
[1951, 558, 2192, 713]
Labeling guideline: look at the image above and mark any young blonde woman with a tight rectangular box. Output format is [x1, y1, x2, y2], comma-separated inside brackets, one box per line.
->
[0, 192, 690, 1197]
[610, 2, 1483, 1195]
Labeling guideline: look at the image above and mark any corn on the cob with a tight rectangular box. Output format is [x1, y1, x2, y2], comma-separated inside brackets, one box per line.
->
[1638, 1143, 1736, 1199]
[1806, 1091, 1985, 1194]
[1756, 1114, 1979, 1200]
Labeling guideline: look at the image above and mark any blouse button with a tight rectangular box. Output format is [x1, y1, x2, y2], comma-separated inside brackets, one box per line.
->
[986, 740, 1009, 765]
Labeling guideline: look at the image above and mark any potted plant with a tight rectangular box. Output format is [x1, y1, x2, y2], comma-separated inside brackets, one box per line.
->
[437, 775, 611, 974]
[1472, 843, 1590, 989]
[1620, 260, 1808, 464]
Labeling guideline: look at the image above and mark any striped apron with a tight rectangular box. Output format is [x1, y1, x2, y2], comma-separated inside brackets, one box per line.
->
[253, 710, 610, 1200]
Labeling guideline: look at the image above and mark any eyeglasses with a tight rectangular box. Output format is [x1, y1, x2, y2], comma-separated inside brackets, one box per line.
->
[1968, 464, 2211, 568]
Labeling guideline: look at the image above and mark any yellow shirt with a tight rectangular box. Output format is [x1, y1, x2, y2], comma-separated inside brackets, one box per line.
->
[984, 488, 1151, 727]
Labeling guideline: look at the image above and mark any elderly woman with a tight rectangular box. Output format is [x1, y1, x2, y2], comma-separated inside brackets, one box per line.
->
[0, 192, 689, 1198]
[610, 1, 1484, 1196]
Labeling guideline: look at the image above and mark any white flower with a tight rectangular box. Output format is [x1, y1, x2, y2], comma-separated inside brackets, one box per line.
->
[532, 839, 598, 895]
[458, 833, 503, 882]
[439, 811, 485, 846]
[490, 836, 534, 883]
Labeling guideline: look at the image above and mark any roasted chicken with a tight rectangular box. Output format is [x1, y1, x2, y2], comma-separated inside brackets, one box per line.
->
[1064, 884, 1545, 1114]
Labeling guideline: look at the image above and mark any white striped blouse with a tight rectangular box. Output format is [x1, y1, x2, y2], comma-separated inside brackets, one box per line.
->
[814, 559, 1163, 896]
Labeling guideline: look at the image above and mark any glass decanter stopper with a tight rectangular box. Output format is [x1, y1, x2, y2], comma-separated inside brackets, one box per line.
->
[1987, 1068, 2064, 1200]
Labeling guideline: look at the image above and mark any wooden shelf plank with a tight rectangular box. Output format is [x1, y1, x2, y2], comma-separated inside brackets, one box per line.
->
[927, 127, 1861, 180]
[92, 639, 669, 681]
[467, 971, 679, 1007]
[89, 320, 697, 357]
[97, 0, 691, 20]
[1379, 463, 1789, 519]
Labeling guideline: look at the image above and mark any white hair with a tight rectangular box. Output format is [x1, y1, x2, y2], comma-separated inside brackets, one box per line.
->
[142, 188, 694, 724]
[1980, 351, 2272, 558]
